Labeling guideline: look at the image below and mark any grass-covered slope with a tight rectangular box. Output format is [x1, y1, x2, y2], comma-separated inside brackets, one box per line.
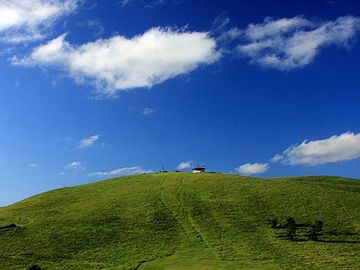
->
[0, 173, 360, 269]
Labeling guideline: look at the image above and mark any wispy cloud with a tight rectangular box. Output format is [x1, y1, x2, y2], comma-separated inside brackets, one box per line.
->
[144, 0, 165, 9]
[89, 166, 152, 178]
[177, 160, 193, 170]
[27, 162, 39, 168]
[235, 163, 269, 175]
[142, 107, 155, 115]
[237, 16, 360, 70]
[78, 19, 104, 37]
[118, 0, 131, 7]
[211, 12, 242, 45]
[14, 27, 221, 96]
[66, 161, 83, 170]
[211, 12, 231, 34]
[0, 0, 79, 43]
[272, 132, 360, 166]
[78, 134, 99, 149]
[119, 0, 182, 8]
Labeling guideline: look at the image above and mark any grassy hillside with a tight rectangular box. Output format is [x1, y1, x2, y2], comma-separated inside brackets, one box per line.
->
[0, 173, 360, 269]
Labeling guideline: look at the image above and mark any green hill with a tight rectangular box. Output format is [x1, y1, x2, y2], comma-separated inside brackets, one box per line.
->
[1, 173, 360, 269]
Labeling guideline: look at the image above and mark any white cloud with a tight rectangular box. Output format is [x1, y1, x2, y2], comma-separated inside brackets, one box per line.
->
[217, 27, 242, 44]
[15, 27, 221, 96]
[270, 154, 283, 163]
[27, 162, 39, 168]
[177, 160, 193, 170]
[237, 16, 360, 70]
[66, 161, 83, 170]
[0, 0, 79, 43]
[89, 166, 152, 178]
[78, 134, 99, 149]
[272, 132, 360, 166]
[235, 163, 269, 175]
[142, 107, 155, 115]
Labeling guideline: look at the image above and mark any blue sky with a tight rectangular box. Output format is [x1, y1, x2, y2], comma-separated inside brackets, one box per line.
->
[1, 0, 360, 205]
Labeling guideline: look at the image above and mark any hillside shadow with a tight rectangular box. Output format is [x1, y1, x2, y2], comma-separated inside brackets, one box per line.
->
[317, 240, 360, 244]
[0, 223, 19, 230]
[269, 219, 360, 244]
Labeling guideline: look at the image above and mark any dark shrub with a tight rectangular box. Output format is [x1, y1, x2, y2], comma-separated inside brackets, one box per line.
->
[286, 217, 297, 240]
[268, 218, 278, 228]
[28, 265, 42, 270]
[307, 220, 323, 241]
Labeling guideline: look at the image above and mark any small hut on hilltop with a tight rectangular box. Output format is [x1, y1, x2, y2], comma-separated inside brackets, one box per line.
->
[192, 167, 205, 174]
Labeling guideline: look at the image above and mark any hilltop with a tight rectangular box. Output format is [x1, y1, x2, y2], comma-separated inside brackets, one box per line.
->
[0, 173, 360, 269]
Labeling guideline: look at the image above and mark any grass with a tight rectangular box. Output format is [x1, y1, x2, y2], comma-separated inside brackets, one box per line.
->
[0, 173, 360, 269]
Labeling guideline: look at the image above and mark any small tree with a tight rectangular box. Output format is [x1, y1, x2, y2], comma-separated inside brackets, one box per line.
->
[307, 220, 323, 241]
[286, 217, 297, 241]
